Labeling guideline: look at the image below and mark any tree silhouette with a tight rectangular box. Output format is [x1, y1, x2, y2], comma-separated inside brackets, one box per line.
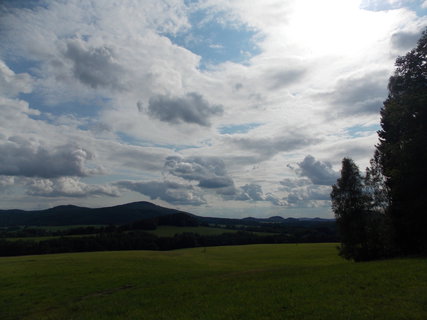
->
[331, 158, 370, 260]
[377, 29, 427, 254]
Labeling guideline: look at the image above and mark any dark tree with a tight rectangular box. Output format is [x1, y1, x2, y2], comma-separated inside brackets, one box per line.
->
[365, 150, 390, 214]
[377, 29, 427, 254]
[331, 158, 370, 261]
[363, 151, 395, 258]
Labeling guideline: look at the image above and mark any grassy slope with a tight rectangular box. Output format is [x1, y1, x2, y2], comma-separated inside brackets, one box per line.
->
[1, 243, 426, 320]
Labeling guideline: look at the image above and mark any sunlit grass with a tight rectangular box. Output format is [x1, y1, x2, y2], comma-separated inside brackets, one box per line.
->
[1, 243, 426, 320]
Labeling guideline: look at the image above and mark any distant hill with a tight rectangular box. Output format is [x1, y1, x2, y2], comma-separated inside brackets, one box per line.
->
[0, 202, 188, 227]
[0, 201, 335, 228]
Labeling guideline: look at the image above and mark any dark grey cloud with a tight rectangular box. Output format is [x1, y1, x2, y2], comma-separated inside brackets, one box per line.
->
[284, 184, 332, 208]
[222, 183, 284, 206]
[280, 178, 311, 191]
[264, 193, 283, 206]
[116, 180, 206, 206]
[0, 137, 96, 178]
[297, 155, 339, 185]
[214, 185, 240, 197]
[26, 177, 120, 198]
[108, 145, 167, 172]
[147, 92, 223, 127]
[240, 183, 264, 201]
[198, 176, 235, 189]
[391, 31, 421, 51]
[268, 68, 306, 89]
[164, 157, 283, 205]
[280, 176, 332, 208]
[227, 134, 320, 160]
[64, 39, 124, 90]
[325, 140, 376, 166]
[234, 83, 243, 91]
[325, 71, 388, 116]
[164, 156, 235, 189]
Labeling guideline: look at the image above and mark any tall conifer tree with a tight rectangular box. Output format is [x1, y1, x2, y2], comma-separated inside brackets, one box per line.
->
[377, 29, 427, 254]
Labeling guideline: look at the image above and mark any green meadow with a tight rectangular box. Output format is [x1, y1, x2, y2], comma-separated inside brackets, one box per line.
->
[4, 225, 266, 242]
[147, 225, 274, 237]
[1, 243, 426, 320]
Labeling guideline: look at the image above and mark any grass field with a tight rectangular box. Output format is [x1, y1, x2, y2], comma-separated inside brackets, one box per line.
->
[4, 225, 270, 242]
[147, 225, 274, 237]
[1, 243, 426, 320]
[4, 234, 97, 242]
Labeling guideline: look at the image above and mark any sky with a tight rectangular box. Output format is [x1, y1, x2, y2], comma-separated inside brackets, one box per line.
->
[0, 0, 426, 218]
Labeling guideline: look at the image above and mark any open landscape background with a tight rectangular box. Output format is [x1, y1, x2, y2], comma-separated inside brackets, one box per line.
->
[1, 1, 427, 319]
[0, 201, 337, 256]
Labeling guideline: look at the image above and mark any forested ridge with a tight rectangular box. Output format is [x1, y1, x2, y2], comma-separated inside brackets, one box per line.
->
[0, 210, 337, 256]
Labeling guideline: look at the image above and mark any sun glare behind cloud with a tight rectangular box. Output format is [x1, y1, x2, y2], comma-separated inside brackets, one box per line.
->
[288, 0, 387, 57]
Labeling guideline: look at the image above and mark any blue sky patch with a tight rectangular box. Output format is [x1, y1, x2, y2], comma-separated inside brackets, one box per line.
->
[21, 92, 104, 119]
[165, 8, 261, 68]
[360, 0, 427, 16]
[219, 122, 263, 135]
[346, 124, 380, 138]
[117, 132, 200, 151]
[1, 0, 48, 10]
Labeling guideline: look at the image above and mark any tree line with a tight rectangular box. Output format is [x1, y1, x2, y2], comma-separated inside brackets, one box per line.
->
[331, 29, 427, 261]
[0, 229, 338, 257]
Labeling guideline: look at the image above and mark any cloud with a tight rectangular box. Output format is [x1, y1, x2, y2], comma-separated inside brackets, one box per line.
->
[0, 176, 15, 193]
[280, 178, 311, 191]
[147, 92, 223, 126]
[0, 137, 98, 178]
[280, 178, 332, 208]
[326, 71, 388, 116]
[164, 156, 235, 189]
[0, 60, 32, 98]
[264, 193, 283, 206]
[164, 157, 284, 205]
[226, 134, 320, 160]
[284, 187, 331, 208]
[107, 144, 170, 172]
[64, 39, 125, 90]
[361, 0, 419, 11]
[116, 180, 206, 206]
[222, 183, 284, 206]
[391, 31, 422, 51]
[268, 68, 306, 89]
[240, 183, 264, 201]
[26, 177, 120, 198]
[296, 155, 339, 186]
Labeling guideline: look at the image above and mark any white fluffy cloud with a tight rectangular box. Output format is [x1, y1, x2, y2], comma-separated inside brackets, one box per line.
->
[0, 61, 32, 98]
[116, 180, 207, 206]
[0, 138, 97, 178]
[296, 155, 339, 186]
[26, 177, 120, 198]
